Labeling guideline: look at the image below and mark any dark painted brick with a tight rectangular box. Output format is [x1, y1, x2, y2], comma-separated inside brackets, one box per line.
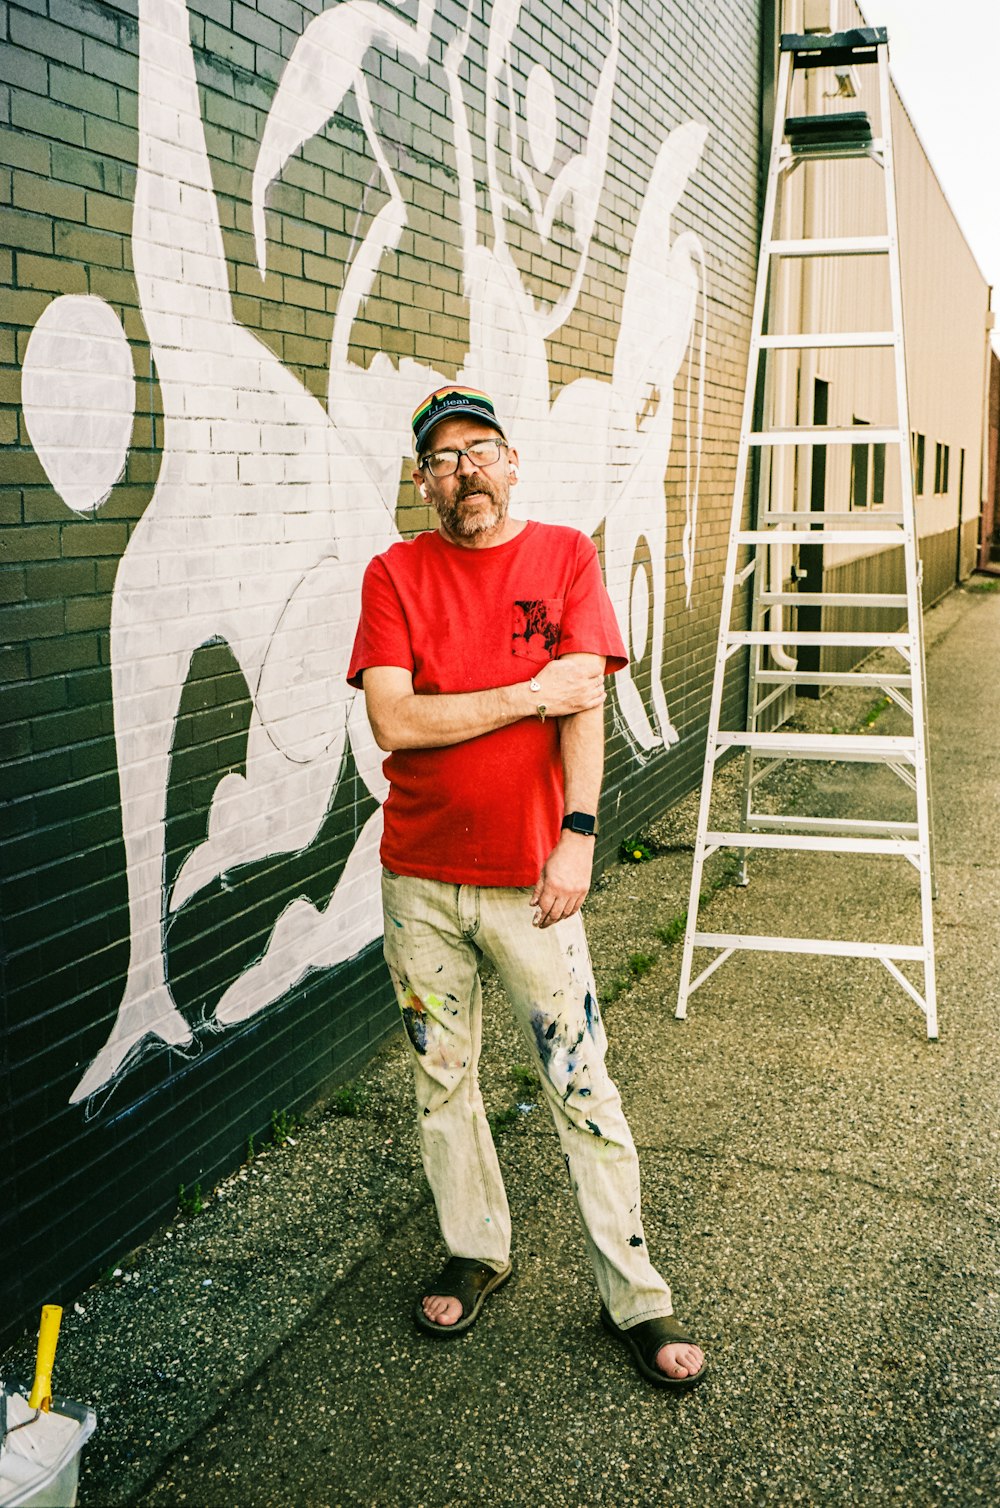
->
[0, 721, 31, 760]
[71, 3, 120, 46]
[232, 1, 281, 51]
[0, 206, 53, 253]
[82, 35, 137, 88]
[0, 44, 48, 93]
[9, 10, 85, 68]
[2, 746, 75, 799]
[2, 599, 65, 640]
[53, 222, 123, 267]
[257, 0, 304, 28]
[0, 565, 26, 603]
[60, 521, 129, 557]
[12, 171, 86, 222]
[204, 17, 255, 72]
[50, 62, 119, 120]
[62, 599, 109, 638]
[82, 115, 135, 162]
[1, 673, 67, 721]
[51, 140, 107, 192]
[192, 0, 236, 28]
[0, 368, 21, 406]
[14, 252, 89, 294]
[29, 634, 100, 676]
[0, 524, 61, 563]
[10, 91, 85, 146]
[85, 191, 131, 235]
[65, 667, 111, 710]
[29, 702, 105, 753]
[0, 127, 50, 177]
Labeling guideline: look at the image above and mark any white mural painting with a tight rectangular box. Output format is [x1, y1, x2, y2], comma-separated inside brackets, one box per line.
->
[17, 0, 707, 1104]
[21, 295, 136, 514]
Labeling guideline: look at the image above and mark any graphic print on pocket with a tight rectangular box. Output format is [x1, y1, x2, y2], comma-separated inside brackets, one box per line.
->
[512, 598, 564, 662]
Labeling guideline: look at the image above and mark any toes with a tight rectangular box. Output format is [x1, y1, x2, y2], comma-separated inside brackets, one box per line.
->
[422, 1295, 463, 1326]
[655, 1342, 704, 1377]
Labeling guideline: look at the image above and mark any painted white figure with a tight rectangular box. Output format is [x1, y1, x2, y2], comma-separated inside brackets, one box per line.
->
[444, 0, 707, 751]
[48, 0, 707, 1104]
[21, 295, 135, 514]
[69, 0, 442, 1101]
[252, 0, 444, 509]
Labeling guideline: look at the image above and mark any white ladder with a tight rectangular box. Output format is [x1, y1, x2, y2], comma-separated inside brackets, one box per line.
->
[675, 27, 938, 1039]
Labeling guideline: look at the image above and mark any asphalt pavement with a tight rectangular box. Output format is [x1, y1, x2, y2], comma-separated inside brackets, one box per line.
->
[4, 582, 998, 1507]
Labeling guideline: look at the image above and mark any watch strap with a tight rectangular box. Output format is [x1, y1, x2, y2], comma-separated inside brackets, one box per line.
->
[562, 811, 598, 837]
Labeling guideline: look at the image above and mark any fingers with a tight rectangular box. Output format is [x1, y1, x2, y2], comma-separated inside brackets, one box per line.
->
[535, 660, 606, 716]
[532, 889, 586, 929]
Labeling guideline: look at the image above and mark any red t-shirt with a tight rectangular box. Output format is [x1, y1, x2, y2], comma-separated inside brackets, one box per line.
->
[347, 521, 627, 885]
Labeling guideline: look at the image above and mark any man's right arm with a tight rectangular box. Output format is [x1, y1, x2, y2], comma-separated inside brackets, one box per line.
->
[362, 659, 606, 752]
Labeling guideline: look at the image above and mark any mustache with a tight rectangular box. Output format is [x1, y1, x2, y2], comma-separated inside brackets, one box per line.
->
[455, 474, 500, 504]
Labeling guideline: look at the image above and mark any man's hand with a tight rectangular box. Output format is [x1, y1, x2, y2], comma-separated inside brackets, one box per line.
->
[530, 832, 595, 928]
[530, 658, 606, 718]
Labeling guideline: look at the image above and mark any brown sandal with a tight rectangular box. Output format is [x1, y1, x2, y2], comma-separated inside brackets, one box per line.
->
[414, 1257, 513, 1337]
[600, 1304, 708, 1391]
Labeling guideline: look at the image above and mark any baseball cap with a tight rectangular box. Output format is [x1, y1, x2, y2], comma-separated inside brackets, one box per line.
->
[411, 385, 508, 455]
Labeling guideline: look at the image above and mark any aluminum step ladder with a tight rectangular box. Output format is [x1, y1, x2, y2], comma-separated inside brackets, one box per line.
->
[675, 27, 938, 1039]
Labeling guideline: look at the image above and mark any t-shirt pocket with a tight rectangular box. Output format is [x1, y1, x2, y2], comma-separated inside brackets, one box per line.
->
[512, 597, 563, 663]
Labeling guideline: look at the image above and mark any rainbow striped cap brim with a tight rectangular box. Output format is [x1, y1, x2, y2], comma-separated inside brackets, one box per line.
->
[411, 385, 507, 454]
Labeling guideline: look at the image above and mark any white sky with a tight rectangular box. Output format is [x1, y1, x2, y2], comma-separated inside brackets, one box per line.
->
[858, 0, 1000, 349]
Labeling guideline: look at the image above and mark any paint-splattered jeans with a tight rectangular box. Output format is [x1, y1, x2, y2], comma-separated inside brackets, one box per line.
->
[381, 870, 674, 1329]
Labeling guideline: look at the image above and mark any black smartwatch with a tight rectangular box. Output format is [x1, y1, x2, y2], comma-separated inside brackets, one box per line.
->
[561, 811, 598, 837]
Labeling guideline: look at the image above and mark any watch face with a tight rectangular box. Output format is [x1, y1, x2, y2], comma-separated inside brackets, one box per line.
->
[564, 812, 596, 835]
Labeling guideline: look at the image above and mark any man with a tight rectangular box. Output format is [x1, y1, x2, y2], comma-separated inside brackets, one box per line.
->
[347, 385, 706, 1390]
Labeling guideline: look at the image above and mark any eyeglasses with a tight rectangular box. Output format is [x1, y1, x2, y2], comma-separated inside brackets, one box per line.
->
[419, 438, 508, 478]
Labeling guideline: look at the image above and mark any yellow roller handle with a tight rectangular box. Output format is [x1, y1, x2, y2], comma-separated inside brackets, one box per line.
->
[28, 1305, 63, 1411]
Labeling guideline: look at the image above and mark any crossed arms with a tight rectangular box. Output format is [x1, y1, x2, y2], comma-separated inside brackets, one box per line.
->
[362, 655, 607, 927]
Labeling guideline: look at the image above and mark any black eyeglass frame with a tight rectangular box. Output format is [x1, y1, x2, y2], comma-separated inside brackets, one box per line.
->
[418, 438, 509, 478]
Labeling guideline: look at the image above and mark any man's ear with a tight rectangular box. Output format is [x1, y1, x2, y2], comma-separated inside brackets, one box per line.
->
[412, 467, 427, 499]
[508, 447, 520, 483]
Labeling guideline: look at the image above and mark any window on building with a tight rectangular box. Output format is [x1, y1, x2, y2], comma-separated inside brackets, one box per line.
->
[872, 442, 886, 506]
[934, 442, 950, 495]
[911, 432, 925, 495]
[851, 417, 870, 508]
[850, 418, 885, 509]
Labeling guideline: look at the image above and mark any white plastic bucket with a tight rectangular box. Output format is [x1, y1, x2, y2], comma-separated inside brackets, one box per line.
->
[0, 1396, 97, 1508]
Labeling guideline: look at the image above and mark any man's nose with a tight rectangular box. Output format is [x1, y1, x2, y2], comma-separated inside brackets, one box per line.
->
[455, 449, 479, 473]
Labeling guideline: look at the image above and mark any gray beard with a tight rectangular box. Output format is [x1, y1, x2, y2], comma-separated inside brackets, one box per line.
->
[436, 481, 508, 540]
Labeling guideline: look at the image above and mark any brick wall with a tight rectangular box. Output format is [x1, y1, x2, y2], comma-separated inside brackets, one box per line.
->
[1, 0, 763, 1343]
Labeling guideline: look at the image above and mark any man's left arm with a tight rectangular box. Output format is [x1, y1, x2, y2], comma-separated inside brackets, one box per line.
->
[531, 653, 605, 929]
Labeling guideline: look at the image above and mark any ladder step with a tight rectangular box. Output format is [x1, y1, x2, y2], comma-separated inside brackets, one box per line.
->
[727, 630, 911, 648]
[760, 331, 895, 349]
[747, 814, 919, 838]
[779, 141, 886, 164]
[758, 592, 908, 608]
[714, 731, 916, 760]
[692, 933, 924, 963]
[704, 831, 921, 857]
[785, 112, 873, 152]
[749, 426, 902, 446]
[738, 530, 905, 546]
[760, 511, 905, 524]
[782, 27, 887, 67]
[755, 670, 912, 688]
[768, 236, 890, 258]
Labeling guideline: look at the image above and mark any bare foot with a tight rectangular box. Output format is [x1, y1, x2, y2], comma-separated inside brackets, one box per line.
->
[422, 1295, 462, 1325]
[654, 1340, 705, 1380]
